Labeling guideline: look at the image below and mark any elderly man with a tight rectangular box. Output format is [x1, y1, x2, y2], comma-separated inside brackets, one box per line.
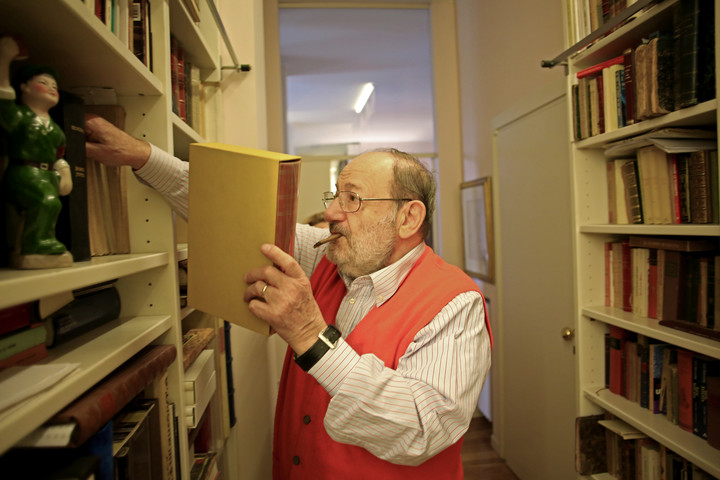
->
[85, 114, 491, 479]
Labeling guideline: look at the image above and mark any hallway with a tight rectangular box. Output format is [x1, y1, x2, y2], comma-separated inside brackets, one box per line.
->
[462, 416, 520, 480]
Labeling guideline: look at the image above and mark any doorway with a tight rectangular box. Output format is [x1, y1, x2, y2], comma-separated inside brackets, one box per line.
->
[277, 6, 437, 225]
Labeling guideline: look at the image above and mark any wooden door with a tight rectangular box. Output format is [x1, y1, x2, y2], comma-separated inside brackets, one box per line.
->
[492, 81, 576, 480]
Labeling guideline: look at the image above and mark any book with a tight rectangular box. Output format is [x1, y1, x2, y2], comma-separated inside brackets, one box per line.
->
[48, 344, 176, 447]
[184, 349, 215, 405]
[688, 149, 718, 224]
[131, 0, 150, 68]
[182, 328, 215, 370]
[185, 371, 216, 428]
[50, 90, 91, 262]
[620, 159, 643, 223]
[113, 399, 157, 480]
[662, 250, 688, 321]
[0, 302, 33, 337]
[187, 143, 301, 335]
[623, 47, 636, 125]
[608, 325, 629, 396]
[708, 373, 720, 449]
[0, 322, 47, 362]
[142, 370, 175, 480]
[575, 414, 607, 475]
[648, 343, 668, 413]
[636, 146, 673, 224]
[43, 283, 121, 347]
[84, 105, 131, 254]
[677, 348, 694, 433]
[628, 235, 718, 252]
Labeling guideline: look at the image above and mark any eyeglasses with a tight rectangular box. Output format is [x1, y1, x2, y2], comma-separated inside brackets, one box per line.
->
[322, 191, 413, 213]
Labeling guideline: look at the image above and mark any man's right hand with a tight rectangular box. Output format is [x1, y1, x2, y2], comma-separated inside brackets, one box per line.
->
[85, 113, 151, 170]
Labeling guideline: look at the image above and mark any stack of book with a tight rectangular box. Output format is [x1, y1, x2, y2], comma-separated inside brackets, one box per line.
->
[184, 349, 216, 429]
[605, 236, 719, 336]
[605, 325, 720, 449]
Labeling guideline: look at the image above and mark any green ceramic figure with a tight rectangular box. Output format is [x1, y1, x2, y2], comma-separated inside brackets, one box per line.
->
[0, 36, 73, 269]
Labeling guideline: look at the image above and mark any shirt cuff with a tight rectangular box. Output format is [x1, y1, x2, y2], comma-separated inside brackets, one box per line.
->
[309, 338, 360, 397]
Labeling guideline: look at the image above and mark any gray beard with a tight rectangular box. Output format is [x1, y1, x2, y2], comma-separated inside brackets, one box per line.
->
[326, 217, 397, 280]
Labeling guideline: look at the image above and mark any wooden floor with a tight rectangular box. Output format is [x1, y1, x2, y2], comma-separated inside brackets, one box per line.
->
[462, 416, 520, 480]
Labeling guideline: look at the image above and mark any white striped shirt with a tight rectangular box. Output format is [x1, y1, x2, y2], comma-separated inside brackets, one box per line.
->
[136, 145, 492, 465]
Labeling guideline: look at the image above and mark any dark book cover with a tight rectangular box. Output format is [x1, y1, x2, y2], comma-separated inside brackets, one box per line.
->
[50, 90, 91, 262]
[688, 150, 714, 224]
[621, 159, 644, 224]
[44, 284, 121, 347]
[575, 414, 607, 475]
[673, 0, 700, 108]
[623, 47, 636, 125]
[697, 0, 716, 103]
[655, 31, 675, 114]
[707, 373, 720, 449]
[224, 320, 236, 428]
[663, 250, 689, 321]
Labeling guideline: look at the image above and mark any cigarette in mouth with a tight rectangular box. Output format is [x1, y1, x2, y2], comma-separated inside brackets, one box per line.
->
[313, 233, 341, 248]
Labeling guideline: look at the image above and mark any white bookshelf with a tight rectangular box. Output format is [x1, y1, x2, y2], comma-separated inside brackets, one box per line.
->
[565, 0, 720, 478]
[0, 1, 224, 478]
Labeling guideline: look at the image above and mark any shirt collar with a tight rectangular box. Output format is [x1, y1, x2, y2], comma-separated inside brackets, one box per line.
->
[341, 242, 426, 307]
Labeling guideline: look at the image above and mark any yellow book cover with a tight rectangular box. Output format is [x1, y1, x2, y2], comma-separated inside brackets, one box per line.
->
[187, 143, 301, 335]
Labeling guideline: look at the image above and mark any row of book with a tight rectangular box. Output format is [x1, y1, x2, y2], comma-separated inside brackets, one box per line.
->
[0, 282, 122, 372]
[571, 0, 715, 140]
[0, 345, 177, 479]
[568, 0, 639, 45]
[605, 236, 720, 334]
[171, 36, 206, 137]
[0, 324, 231, 478]
[605, 325, 720, 448]
[84, 0, 152, 70]
[576, 414, 717, 478]
[0, 91, 131, 267]
[607, 146, 718, 226]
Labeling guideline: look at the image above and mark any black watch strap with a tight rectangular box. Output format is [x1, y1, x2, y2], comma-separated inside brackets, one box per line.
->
[294, 325, 342, 372]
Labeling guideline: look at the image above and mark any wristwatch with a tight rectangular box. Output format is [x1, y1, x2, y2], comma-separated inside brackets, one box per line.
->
[294, 324, 342, 372]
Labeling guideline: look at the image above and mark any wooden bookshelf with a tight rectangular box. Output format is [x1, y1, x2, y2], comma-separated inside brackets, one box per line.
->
[565, 0, 720, 478]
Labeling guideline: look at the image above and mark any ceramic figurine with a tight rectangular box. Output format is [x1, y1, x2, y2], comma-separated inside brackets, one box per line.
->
[0, 36, 72, 269]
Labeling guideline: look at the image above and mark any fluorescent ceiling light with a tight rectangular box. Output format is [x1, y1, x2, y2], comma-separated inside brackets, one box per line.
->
[354, 82, 375, 114]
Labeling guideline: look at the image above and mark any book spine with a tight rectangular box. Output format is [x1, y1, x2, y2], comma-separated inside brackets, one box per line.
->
[45, 286, 121, 347]
[0, 323, 47, 361]
[51, 344, 177, 447]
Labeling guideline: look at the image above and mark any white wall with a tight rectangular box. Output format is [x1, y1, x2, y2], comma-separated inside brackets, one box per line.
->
[455, 0, 566, 452]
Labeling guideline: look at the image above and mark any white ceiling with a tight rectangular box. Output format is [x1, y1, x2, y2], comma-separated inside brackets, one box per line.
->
[278, 6, 436, 153]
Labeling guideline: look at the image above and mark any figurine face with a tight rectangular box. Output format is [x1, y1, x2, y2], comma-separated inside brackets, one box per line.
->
[21, 73, 59, 109]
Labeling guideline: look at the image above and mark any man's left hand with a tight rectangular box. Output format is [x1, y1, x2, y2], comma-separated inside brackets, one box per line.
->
[244, 243, 328, 355]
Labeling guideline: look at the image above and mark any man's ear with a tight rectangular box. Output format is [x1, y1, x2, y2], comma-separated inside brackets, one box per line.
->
[397, 200, 426, 239]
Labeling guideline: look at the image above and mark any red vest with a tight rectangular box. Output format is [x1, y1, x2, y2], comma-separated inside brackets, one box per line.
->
[273, 246, 491, 479]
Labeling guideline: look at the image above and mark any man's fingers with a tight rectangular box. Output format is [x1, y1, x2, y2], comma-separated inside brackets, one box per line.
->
[260, 244, 305, 278]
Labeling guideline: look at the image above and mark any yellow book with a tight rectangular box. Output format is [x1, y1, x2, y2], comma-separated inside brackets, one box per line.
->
[187, 143, 301, 335]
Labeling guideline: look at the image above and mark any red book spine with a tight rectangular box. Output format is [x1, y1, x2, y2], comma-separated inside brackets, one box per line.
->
[577, 55, 624, 79]
[0, 302, 33, 337]
[648, 249, 658, 318]
[609, 326, 628, 396]
[51, 344, 177, 447]
[621, 241, 633, 312]
[677, 349, 694, 433]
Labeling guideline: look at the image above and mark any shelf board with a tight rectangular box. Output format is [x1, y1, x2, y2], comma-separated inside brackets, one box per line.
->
[0, 315, 172, 455]
[579, 224, 720, 236]
[583, 305, 720, 360]
[176, 243, 189, 262]
[169, 0, 219, 71]
[0, 0, 162, 96]
[572, 0, 679, 70]
[583, 386, 720, 478]
[574, 100, 717, 150]
[0, 252, 169, 310]
[172, 115, 205, 161]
